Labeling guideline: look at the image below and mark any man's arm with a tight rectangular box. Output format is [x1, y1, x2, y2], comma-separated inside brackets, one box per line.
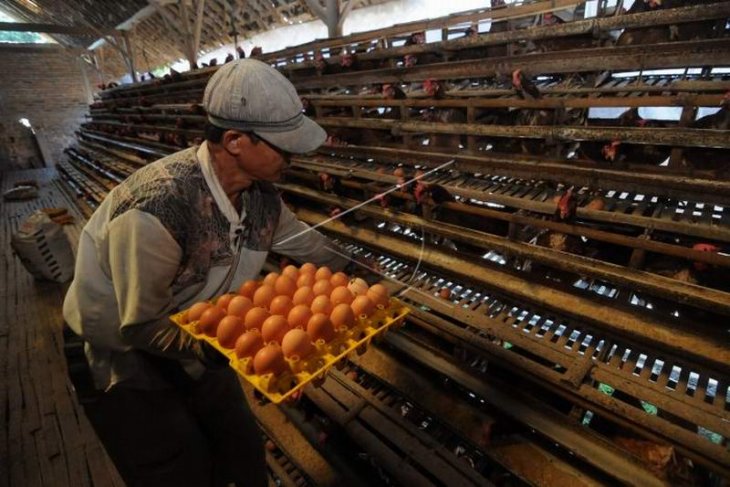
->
[107, 209, 200, 359]
[270, 202, 351, 271]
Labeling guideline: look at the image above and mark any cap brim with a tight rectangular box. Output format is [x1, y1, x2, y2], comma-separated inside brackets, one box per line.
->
[254, 115, 326, 154]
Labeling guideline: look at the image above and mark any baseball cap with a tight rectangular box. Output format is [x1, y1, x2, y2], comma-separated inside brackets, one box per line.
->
[202, 59, 326, 154]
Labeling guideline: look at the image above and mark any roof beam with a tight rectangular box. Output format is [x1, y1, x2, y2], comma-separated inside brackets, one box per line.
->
[0, 21, 112, 36]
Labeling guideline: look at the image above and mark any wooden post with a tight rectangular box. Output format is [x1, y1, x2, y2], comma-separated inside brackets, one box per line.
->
[668, 104, 698, 169]
[121, 31, 138, 83]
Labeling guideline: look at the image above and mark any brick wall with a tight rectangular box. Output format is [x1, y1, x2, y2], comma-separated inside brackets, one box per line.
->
[0, 44, 94, 171]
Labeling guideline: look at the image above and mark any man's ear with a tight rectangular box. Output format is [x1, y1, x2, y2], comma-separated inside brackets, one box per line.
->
[222, 130, 244, 155]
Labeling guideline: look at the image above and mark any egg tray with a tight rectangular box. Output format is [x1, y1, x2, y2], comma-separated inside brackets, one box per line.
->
[170, 299, 410, 404]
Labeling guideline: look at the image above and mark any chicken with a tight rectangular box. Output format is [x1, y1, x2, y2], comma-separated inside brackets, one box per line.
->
[616, 0, 670, 46]
[580, 108, 669, 166]
[512, 70, 541, 99]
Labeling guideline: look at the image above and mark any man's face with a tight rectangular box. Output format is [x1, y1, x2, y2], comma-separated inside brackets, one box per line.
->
[227, 131, 291, 182]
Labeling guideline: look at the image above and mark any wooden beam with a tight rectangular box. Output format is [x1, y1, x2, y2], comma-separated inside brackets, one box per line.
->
[315, 116, 730, 149]
[293, 39, 730, 89]
[0, 22, 114, 36]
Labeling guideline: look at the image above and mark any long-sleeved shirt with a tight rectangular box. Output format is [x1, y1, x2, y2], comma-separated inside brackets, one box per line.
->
[63, 142, 349, 391]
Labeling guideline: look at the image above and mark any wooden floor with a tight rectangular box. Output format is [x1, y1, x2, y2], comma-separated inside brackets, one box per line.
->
[1, 168, 124, 487]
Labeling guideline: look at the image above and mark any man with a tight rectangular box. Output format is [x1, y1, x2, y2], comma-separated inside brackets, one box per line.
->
[63, 59, 349, 486]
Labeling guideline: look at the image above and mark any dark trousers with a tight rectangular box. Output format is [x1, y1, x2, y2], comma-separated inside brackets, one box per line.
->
[64, 331, 266, 487]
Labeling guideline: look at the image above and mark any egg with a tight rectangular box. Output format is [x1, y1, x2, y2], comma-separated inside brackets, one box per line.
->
[351, 295, 375, 317]
[330, 286, 354, 306]
[310, 295, 333, 315]
[185, 302, 212, 323]
[330, 272, 349, 288]
[281, 265, 299, 280]
[281, 328, 314, 359]
[586, 197, 605, 211]
[234, 330, 264, 358]
[216, 316, 245, 348]
[292, 286, 315, 306]
[393, 167, 405, 177]
[263, 272, 280, 287]
[439, 287, 452, 300]
[312, 279, 333, 297]
[198, 306, 226, 337]
[274, 275, 297, 297]
[307, 313, 336, 342]
[216, 293, 236, 310]
[269, 295, 294, 316]
[227, 296, 253, 318]
[299, 262, 317, 275]
[296, 273, 316, 288]
[253, 285, 276, 309]
[314, 266, 333, 281]
[253, 344, 288, 375]
[244, 307, 271, 331]
[367, 284, 390, 307]
[288, 304, 313, 329]
[347, 278, 369, 296]
[330, 303, 355, 330]
[261, 315, 290, 344]
[238, 280, 259, 299]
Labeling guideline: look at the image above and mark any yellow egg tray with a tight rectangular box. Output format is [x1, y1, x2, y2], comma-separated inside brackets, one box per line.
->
[170, 298, 410, 404]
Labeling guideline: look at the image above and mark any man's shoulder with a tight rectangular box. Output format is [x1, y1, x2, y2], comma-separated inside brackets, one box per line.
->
[109, 147, 204, 220]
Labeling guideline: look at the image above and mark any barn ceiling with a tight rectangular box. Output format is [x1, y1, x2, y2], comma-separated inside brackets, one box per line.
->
[0, 0, 388, 79]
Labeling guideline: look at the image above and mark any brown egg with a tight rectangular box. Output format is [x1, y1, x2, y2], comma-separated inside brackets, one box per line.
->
[330, 286, 354, 306]
[310, 295, 333, 315]
[367, 284, 390, 307]
[234, 330, 264, 358]
[185, 302, 212, 323]
[216, 293, 236, 310]
[281, 265, 299, 280]
[198, 306, 226, 337]
[281, 328, 314, 359]
[287, 304, 313, 329]
[299, 262, 317, 275]
[296, 273, 316, 288]
[439, 287, 452, 300]
[253, 344, 288, 375]
[263, 272, 279, 287]
[274, 275, 297, 297]
[292, 286, 315, 306]
[312, 279, 333, 297]
[586, 197, 605, 211]
[227, 296, 253, 318]
[216, 315, 245, 348]
[253, 285, 276, 309]
[314, 266, 332, 281]
[244, 307, 271, 331]
[238, 280, 259, 299]
[307, 313, 336, 342]
[269, 295, 293, 316]
[351, 295, 375, 317]
[347, 277, 369, 296]
[261, 315, 290, 344]
[330, 303, 355, 330]
[330, 272, 349, 288]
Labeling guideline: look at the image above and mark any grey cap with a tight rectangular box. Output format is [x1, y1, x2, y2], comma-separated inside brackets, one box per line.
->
[202, 59, 326, 154]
